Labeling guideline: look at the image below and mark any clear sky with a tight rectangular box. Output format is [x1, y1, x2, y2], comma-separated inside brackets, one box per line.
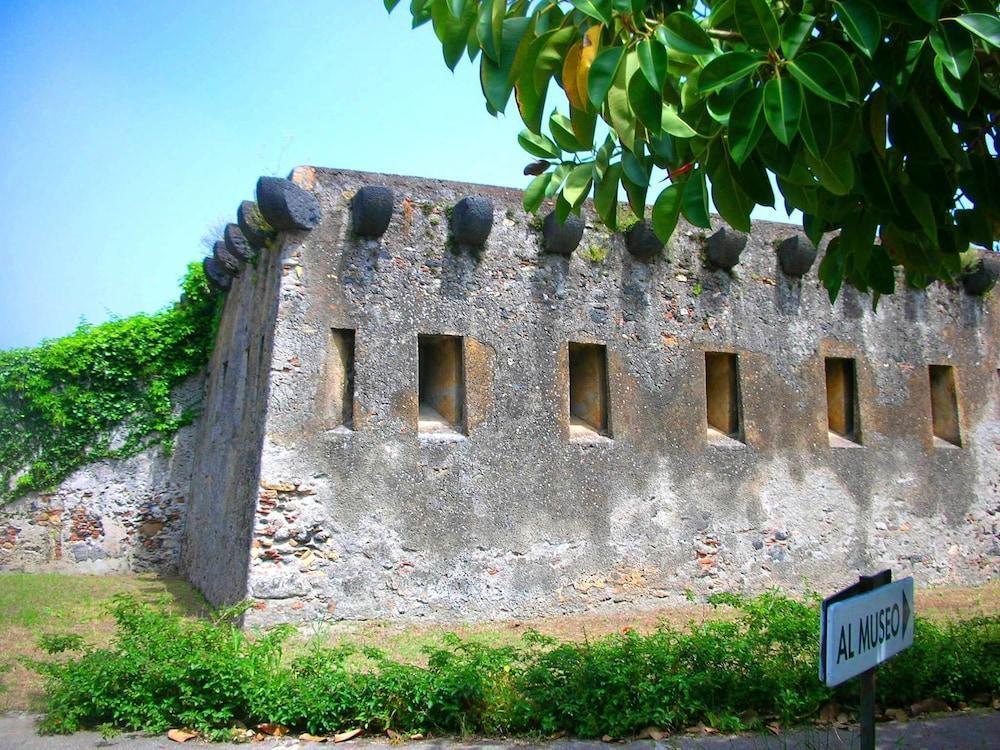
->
[0, 1, 792, 350]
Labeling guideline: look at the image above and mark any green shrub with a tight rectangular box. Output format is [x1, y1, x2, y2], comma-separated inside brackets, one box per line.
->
[0, 263, 220, 504]
[30, 592, 1000, 738]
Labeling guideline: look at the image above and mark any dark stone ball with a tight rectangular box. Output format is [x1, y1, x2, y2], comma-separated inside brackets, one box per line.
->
[962, 255, 999, 296]
[203, 257, 232, 292]
[237, 200, 274, 248]
[542, 211, 585, 255]
[451, 196, 494, 246]
[707, 227, 748, 270]
[224, 223, 253, 262]
[256, 176, 322, 231]
[625, 221, 664, 261]
[777, 235, 817, 277]
[351, 186, 394, 238]
[213, 240, 241, 275]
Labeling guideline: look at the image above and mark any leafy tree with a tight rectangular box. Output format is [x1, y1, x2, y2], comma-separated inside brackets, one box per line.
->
[386, 1, 1000, 298]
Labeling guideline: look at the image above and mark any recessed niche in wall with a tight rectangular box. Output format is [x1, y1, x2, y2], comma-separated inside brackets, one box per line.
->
[928, 365, 961, 448]
[568, 342, 611, 440]
[825, 357, 860, 447]
[319, 328, 356, 430]
[705, 351, 743, 445]
[418, 334, 465, 435]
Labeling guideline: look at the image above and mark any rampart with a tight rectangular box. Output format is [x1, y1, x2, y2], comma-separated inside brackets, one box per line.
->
[185, 167, 1000, 625]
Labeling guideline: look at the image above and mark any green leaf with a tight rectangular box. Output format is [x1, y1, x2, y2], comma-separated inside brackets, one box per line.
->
[549, 112, 586, 152]
[385, 0, 403, 11]
[728, 87, 765, 166]
[681, 168, 711, 228]
[799, 95, 834, 159]
[563, 164, 594, 208]
[710, 154, 754, 232]
[833, 0, 881, 58]
[628, 68, 662, 132]
[933, 56, 979, 111]
[734, 0, 781, 51]
[570, 105, 598, 149]
[637, 39, 668, 92]
[952, 14, 1000, 48]
[930, 23, 974, 79]
[518, 130, 560, 159]
[818, 236, 846, 302]
[594, 163, 622, 227]
[868, 246, 895, 296]
[431, 0, 477, 71]
[622, 149, 649, 189]
[621, 162, 649, 216]
[658, 13, 714, 56]
[651, 183, 683, 243]
[479, 17, 532, 113]
[905, 0, 942, 25]
[661, 104, 697, 138]
[555, 191, 574, 222]
[699, 52, 763, 94]
[607, 54, 638, 152]
[570, 0, 613, 26]
[477, 0, 506, 62]
[806, 148, 855, 195]
[811, 43, 860, 101]
[587, 47, 625, 110]
[781, 14, 816, 59]
[763, 77, 802, 146]
[787, 54, 848, 104]
[523, 172, 552, 213]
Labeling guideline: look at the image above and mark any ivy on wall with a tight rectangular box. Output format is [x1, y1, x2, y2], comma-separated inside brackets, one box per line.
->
[0, 263, 221, 504]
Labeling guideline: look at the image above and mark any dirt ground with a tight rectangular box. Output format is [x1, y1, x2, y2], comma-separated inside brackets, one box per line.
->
[0, 573, 996, 715]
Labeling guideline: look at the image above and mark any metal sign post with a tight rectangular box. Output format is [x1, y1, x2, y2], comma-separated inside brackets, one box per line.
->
[819, 570, 915, 750]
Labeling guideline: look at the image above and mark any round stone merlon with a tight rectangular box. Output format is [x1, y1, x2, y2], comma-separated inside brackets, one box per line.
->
[542, 211, 585, 255]
[625, 221, 664, 261]
[213, 240, 241, 275]
[706, 227, 748, 270]
[961, 255, 999, 296]
[203, 257, 232, 292]
[224, 224, 253, 262]
[776, 235, 817, 277]
[237, 200, 275, 248]
[351, 186, 394, 238]
[451, 196, 494, 247]
[256, 176, 322, 231]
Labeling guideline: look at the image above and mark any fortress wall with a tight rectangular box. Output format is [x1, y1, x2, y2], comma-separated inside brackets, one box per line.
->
[180, 241, 284, 605]
[234, 168, 998, 625]
[0, 378, 202, 574]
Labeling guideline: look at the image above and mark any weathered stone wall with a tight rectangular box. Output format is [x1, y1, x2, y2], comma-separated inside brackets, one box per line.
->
[0, 379, 202, 574]
[180, 234, 284, 606]
[219, 167, 999, 626]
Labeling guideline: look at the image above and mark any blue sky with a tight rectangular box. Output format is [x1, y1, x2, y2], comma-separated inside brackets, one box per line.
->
[0, 1, 791, 350]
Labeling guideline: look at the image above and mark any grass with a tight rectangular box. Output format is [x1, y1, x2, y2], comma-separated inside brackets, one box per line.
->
[1, 573, 997, 721]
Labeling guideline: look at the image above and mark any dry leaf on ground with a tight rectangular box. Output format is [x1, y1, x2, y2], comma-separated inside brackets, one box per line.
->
[334, 728, 363, 743]
[167, 729, 197, 743]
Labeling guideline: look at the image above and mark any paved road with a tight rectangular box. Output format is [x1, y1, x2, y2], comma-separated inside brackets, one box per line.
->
[1, 711, 996, 750]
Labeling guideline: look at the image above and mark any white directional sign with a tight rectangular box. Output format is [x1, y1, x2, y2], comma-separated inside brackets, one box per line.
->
[820, 577, 914, 687]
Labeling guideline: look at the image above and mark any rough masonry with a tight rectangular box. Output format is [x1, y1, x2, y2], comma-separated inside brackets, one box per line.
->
[3, 167, 998, 625]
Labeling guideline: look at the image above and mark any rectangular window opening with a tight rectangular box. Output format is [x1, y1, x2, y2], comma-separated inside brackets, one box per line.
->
[825, 357, 860, 447]
[418, 334, 465, 435]
[568, 342, 611, 440]
[705, 352, 743, 444]
[326, 328, 355, 430]
[929, 365, 961, 448]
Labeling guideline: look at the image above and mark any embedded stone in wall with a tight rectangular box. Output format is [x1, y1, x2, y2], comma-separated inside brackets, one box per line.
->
[237, 200, 275, 248]
[962, 255, 999, 295]
[776, 235, 817, 277]
[451, 196, 493, 247]
[542, 212, 585, 255]
[213, 240, 241, 275]
[351, 186, 394, 238]
[706, 227, 747, 270]
[202, 257, 232, 291]
[625, 221, 663, 260]
[256, 176, 321, 231]
[224, 223, 253, 262]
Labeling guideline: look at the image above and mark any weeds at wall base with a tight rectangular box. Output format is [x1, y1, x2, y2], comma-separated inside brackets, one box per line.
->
[22, 591, 1000, 740]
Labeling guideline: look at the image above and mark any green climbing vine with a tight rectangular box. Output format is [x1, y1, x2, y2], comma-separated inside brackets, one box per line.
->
[0, 262, 222, 504]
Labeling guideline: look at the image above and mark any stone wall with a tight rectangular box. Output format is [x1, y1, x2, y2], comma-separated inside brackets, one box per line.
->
[206, 167, 1000, 626]
[0, 378, 202, 574]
